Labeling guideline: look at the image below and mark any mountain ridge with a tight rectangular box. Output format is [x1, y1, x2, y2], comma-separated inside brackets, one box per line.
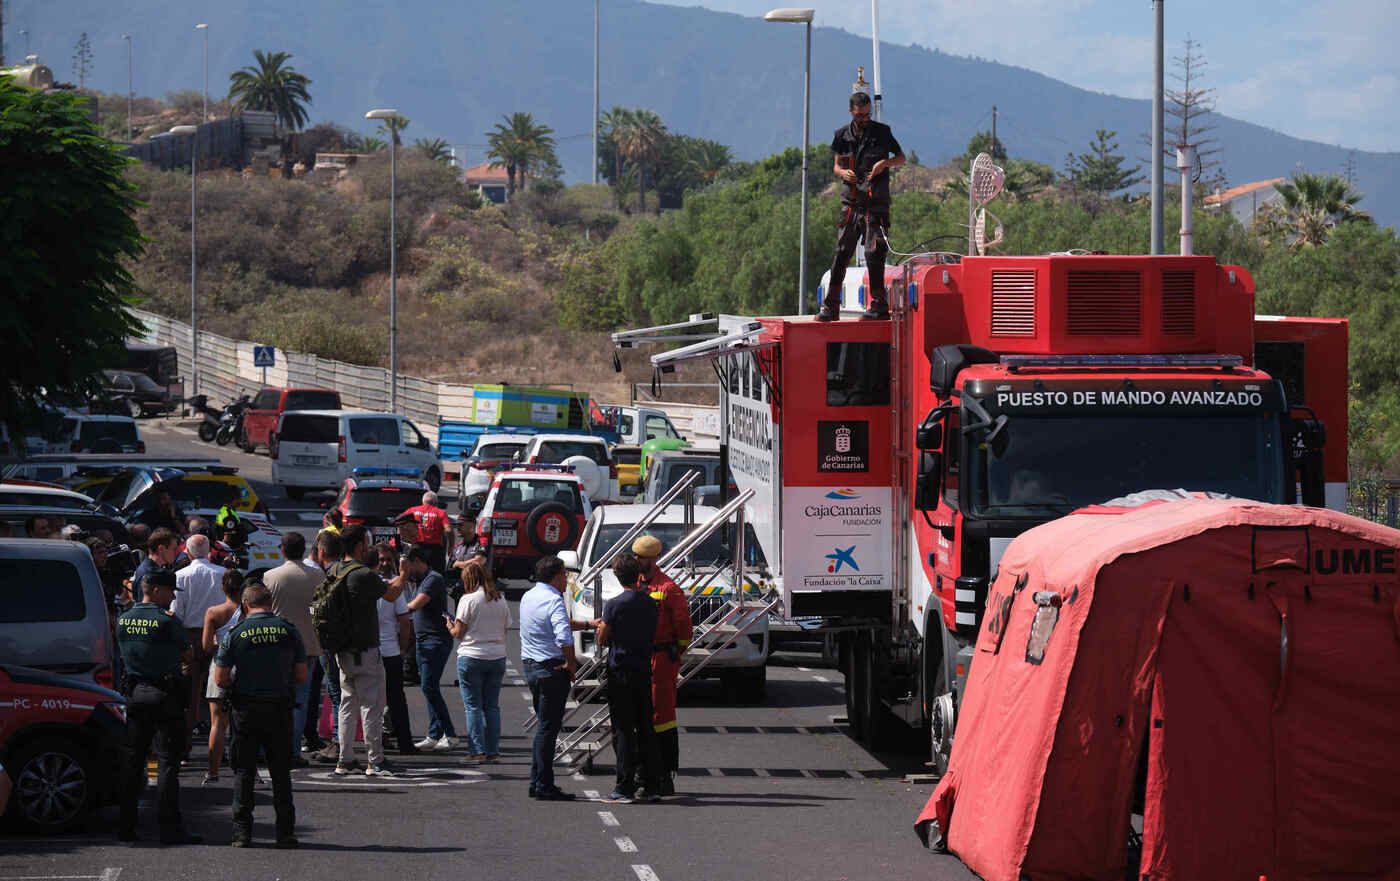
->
[12, 0, 1398, 224]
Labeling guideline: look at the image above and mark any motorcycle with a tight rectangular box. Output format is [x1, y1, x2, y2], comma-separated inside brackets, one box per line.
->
[214, 395, 251, 447]
[190, 394, 222, 443]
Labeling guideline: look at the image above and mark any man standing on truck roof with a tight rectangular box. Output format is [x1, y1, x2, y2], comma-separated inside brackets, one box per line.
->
[632, 534, 692, 797]
[818, 90, 905, 323]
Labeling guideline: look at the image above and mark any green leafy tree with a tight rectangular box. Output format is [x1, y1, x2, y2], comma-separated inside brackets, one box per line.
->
[355, 134, 387, 154]
[0, 80, 143, 436]
[1065, 128, 1144, 198]
[1257, 171, 1372, 249]
[413, 137, 453, 164]
[72, 33, 93, 90]
[963, 129, 1006, 163]
[486, 112, 556, 198]
[227, 50, 313, 131]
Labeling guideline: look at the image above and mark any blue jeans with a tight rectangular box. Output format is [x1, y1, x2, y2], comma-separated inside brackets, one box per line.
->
[524, 658, 570, 792]
[416, 638, 457, 740]
[457, 655, 506, 756]
[321, 652, 341, 741]
[290, 675, 312, 756]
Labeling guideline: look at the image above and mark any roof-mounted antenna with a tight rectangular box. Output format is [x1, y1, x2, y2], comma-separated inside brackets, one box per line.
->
[967, 152, 1005, 255]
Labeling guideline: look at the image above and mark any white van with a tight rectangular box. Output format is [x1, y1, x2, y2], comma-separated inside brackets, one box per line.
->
[271, 410, 439, 499]
[58, 413, 144, 454]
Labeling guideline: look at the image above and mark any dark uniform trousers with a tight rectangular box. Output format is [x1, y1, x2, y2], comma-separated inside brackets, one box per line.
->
[608, 667, 660, 794]
[119, 682, 188, 836]
[824, 205, 890, 313]
[231, 698, 296, 838]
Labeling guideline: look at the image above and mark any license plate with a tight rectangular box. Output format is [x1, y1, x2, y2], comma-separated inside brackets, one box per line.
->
[294, 455, 322, 465]
[492, 527, 517, 547]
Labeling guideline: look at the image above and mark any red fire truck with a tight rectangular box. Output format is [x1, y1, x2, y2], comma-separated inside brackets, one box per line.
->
[646, 251, 1347, 768]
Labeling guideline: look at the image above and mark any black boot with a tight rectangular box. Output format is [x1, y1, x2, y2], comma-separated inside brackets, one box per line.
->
[816, 306, 840, 322]
[860, 301, 890, 320]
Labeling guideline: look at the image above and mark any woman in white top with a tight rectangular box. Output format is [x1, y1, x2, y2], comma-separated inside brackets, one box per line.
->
[200, 569, 245, 784]
[447, 561, 510, 761]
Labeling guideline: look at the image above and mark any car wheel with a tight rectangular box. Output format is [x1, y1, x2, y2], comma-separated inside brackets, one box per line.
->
[286, 486, 306, 501]
[237, 430, 255, 454]
[126, 398, 144, 419]
[7, 737, 95, 832]
[425, 467, 441, 494]
[524, 501, 579, 555]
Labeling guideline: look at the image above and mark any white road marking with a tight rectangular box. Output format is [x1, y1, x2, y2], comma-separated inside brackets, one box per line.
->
[800, 769, 816, 778]
[795, 726, 812, 735]
[706, 768, 724, 777]
[814, 675, 830, 683]
[597, 811, 620, 827]
[614, 836, 638, 853]
[520, 692, 532, 700]
[571, 772, 587, 781]
[583, 789, 601, 800]
[797, 666, 811, 672]
[753, 768, 770, 777]
[631, 866, 661, 881]
[296, 512, 324, 522]
[100, 871, 123, 881]
[713, 725, 728, 734]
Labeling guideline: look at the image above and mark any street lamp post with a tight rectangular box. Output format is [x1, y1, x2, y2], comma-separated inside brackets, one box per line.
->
[366, 108, 401, 412]
[764, 8, 815, 316]
[122, 34, 133, 140]
[171, 125, 200, 397]
[195, 23, 209, 122]
[592, 0, 600, 186]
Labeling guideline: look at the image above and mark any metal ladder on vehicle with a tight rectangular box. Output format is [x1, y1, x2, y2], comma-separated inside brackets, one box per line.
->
[551, 491, 778, 771]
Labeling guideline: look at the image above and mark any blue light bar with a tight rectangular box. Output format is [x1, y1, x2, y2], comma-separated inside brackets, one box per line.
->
[511, 463, 577, 474]
[1001, 354, 1243, 372]
[350, 467, 423, 477]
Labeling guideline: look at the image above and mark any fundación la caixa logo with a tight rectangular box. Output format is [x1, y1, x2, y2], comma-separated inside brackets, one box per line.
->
[825, 546, 859, 573]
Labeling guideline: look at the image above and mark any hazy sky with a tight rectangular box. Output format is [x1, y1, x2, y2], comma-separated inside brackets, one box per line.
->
[652, 0, 1399, 152]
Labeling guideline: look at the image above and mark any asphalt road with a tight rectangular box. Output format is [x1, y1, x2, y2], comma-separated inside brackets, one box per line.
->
[0, 419, 975, 881]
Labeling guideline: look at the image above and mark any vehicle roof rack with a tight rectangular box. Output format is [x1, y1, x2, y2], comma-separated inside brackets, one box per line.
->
[1001, 354, 1243, 373]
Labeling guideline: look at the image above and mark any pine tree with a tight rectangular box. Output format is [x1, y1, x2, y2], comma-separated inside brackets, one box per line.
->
[1066, 129, 1144, 197]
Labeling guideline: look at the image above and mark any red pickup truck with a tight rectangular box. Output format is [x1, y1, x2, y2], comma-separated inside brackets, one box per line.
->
[240, 387, 342, 452]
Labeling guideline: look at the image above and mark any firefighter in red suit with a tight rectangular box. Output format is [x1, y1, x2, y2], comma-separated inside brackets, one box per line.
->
[632, 535, 691, 797]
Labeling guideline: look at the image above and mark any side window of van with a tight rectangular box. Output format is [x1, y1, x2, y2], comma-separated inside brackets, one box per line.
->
[0, 558, 86, 622]
[350, 417, 399, 445]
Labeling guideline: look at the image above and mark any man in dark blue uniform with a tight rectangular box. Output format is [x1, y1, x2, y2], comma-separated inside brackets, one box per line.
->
[114, 568, 202, 845]
[214, 580, 308, 848]
[819, 90, 905, 322]
[598, 553, 661, 804]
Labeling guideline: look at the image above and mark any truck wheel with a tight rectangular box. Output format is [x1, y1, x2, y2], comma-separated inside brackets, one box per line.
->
[929, 692, 956, 777]
[843, 634, 865, 741]
[425, 467, 441, 493]
[856, 631, 888, 751]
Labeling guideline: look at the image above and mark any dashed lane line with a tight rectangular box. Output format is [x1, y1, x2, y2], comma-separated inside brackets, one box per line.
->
[597, 811, 621, 828]
[583, 789, 601, 800]
[814, 675, 830, 682]
[614, 837, 638, 853]
[631, 866, 661, 881]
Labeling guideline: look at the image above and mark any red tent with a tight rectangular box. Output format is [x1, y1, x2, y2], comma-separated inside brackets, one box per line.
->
[916, 498, 1400, 881]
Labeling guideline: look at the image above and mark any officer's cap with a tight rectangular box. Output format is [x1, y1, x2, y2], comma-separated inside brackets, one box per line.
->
[145, 569, 179, 590]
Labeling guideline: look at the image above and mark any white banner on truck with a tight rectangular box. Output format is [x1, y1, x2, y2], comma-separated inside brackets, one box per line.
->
[782, 485, 893, 605]
[726, 388, 781, 577]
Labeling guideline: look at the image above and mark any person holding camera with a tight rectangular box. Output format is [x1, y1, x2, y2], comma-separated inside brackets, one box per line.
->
[115, 569, 202, 845]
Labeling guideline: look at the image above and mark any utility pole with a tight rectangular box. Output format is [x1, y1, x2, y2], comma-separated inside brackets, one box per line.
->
[1150, 0, 1165, 255]
[123, 34, 133, 141]
[195, 23, 209, 122]
[870, 0, 883, 121]
[592, 0, 599, 185]
[991, 104, 997, 154]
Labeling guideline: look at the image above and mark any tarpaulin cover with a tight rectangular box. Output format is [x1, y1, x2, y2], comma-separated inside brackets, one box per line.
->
[915, 498, 1400, 881]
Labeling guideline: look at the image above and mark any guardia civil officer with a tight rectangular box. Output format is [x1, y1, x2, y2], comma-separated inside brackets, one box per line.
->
[818, 90, 905, 322]
[115, 568, 203, 845]
[214, 580, 308, 848]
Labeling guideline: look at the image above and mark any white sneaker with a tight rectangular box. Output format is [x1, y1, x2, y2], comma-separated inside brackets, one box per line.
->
[414, 736, 439, 750]
[432, 736, 455, 751]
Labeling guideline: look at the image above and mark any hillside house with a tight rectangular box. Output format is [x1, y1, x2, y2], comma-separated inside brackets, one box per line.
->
[464, 162, 508, 203]
[1204, 178, 1284, 225]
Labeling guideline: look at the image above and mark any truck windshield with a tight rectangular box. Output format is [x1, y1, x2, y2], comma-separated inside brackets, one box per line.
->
[969, 413, 1285, 517]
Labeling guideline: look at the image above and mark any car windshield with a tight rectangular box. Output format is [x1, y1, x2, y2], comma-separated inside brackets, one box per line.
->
[93, 470, 141, 506]
[124, 373, 162, 393]
[660, 460, 719, 490]
[536, 440, 608, 465]
[591, 522, 767, 569]
[162, 479, 245, 510]
[613, 448, 641, 466]
[79, 421, 137, 444]
[476, 442, 526, 461]
[285, 390, 340, 411]
[346, 487, 417, 519]
[280, 414, 339, 444]
[493, 479, 581, 514]
[970, 413, 1286, 517]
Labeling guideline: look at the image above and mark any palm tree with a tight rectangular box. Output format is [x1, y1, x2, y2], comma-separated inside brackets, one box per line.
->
[227, 50, 313, 132]
[1262, 172, 1373, 248]
[376, 114, 410, 146]
[354, 135, 387, 154]
[684, 138, 732, 184]
[616, 109, 666, 212]
[486, 112, 556, 199]
[600, 106, 634, 190]
[414, 137, 453, 164]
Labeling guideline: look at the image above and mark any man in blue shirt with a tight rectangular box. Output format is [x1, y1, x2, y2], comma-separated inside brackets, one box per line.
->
[518, 555, 590, 800]
[598, 553, 661, 804]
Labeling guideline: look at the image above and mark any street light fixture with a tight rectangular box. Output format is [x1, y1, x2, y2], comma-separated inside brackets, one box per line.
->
[171, 125, 200, 398]
[365, 108, 401, 413]
[194, 23, 209, 122]
[764, 7, 815, 316]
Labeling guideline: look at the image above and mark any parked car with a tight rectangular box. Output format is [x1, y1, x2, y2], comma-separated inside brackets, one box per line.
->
[329, 472, 429, 545]
[57, 414, 144, 454]
[3, 456, 224, 493]
[640, 449, 726, 505]
[456, 433, 532, 514]
[519, 434, 618, 503]
[477, 466, 592, 580]
[0, 484, 96, 510]
[0, 664, 126, 831]
[0, 506, 130, 545]
[0, 539, 117, 688]
[240, 387, 342, 452]
[559, 504, 769, 700]
[100, 369, 175, 418]
[271, 410, 440, 499]
[612, 444, 643, 499]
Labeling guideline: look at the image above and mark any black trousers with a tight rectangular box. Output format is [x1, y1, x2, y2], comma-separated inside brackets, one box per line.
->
[304, 656, 325, 742]
[824, 205, 890, 312]
[230, 700, 295, 839]
[118, 684, 187, 836]
[608, 667, 660, 795]
[382, 653, 414, 749]
[524, 659, 571, 792]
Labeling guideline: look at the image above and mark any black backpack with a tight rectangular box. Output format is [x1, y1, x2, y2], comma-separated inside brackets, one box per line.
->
[311, 560, 362, 654]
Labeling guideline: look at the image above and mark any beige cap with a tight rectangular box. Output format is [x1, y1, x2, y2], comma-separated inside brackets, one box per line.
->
[632, 535, 663, 558]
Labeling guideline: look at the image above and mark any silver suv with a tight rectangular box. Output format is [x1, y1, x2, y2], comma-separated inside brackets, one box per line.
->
[0, 538, 117, 688]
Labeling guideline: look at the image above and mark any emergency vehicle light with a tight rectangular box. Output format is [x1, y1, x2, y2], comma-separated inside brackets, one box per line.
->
[1001, 354, 1243, 372]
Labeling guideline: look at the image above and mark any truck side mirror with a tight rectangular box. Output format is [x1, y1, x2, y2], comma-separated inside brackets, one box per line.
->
[916, 420, 943, 451]
[914, 452, 942, 510]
